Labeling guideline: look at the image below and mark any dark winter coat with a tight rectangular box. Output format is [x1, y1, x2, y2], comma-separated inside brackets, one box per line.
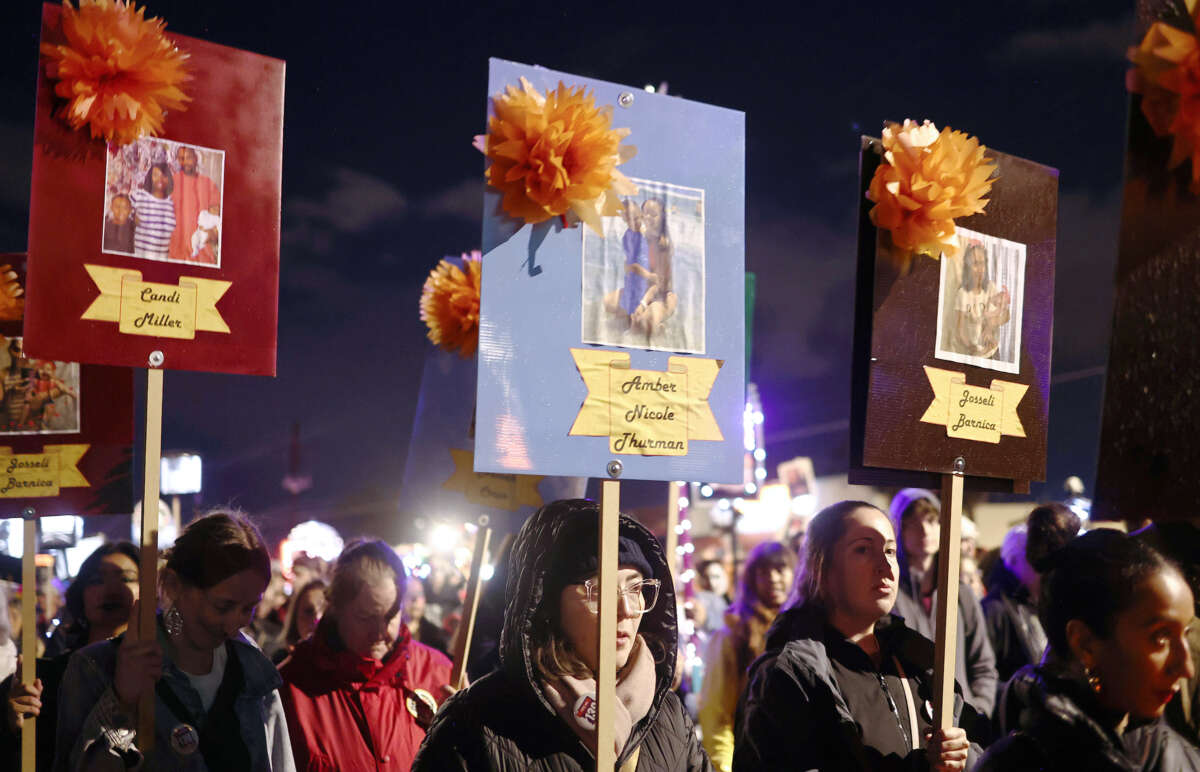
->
[733, 604, 989, 772]
[980, 664, 1200, 772]
[980, 562, 1047, 686]
[412, 503, 712, 772]
[893, 558, 998, 716]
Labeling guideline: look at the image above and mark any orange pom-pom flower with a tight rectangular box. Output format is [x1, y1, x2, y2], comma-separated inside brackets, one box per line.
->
[1127, 3, 1200, 189]
[477, 78, 638, 235]
[866, 119, 997, 261]
[40, 0, 190, 146]
[420, 251, 483, 358]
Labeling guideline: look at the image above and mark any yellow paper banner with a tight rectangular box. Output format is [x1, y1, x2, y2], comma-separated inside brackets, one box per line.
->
[0, 444, 89, 498]
[442, 448, 543, 512]
[81, 264, 231, 339]
[569, 348, 723, 457]
[919, 366, 1027, 444]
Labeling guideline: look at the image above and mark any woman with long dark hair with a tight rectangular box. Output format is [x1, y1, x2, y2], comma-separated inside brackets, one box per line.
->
[54, 510, 294, 771]
[699, 541, 795, 771]
[131, 161, 176, 260]
[640, 198, 678, 340]
[4, 542, 139, 772]
[954, 243, 1010, 358]
[979, 530, 1197, 771]
[734, 500, 983, 771]
[413, 498, 711, 771]
[267, 578, 326, 665]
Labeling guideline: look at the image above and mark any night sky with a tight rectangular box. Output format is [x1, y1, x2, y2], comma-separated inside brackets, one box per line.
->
[0, 2, 1135, 541]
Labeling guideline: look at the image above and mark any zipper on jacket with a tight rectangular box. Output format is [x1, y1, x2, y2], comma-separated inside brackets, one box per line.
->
[876, 673, 911, 754]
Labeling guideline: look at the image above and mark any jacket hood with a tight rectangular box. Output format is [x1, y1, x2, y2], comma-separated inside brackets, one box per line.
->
[499, 499, 678, 716]
[985, 559, 1031, 603]
[281, 615, 412, 694]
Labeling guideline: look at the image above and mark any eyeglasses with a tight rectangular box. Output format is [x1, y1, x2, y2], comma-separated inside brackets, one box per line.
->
[579, 579, 661, 616]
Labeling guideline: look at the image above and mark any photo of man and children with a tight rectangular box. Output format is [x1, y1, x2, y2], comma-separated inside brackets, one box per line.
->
[934, 226, 1026, 375]
[102, 138, 225, 268]
[581, 178, 706, 354]
[0, 337, 80, 435]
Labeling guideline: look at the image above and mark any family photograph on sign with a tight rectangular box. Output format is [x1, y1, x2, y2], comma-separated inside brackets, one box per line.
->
[934, 227, 1026, 375]
[0, 337, 80, 435]
[581, 177, 706, 354]
[102, 137, 226, 268]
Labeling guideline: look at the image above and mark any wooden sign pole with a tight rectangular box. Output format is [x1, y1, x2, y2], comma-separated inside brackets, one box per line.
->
[665, 481, 680, 579]
[932, 466, 964, 729]
[137, 367, 164, 751]
[596, 478, 620, 771]
[21, 509, 36, 769]
[449, 523, 492, 690]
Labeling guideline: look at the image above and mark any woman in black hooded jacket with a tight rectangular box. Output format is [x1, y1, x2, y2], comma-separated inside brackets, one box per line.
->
[412, 498, 711, 771]
[979, 529, 1198, 772]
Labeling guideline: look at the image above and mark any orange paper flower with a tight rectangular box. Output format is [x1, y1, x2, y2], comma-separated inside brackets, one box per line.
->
[40, 0, 190, 146]
[866, 119, 997, 261]
[1128, 2, 1200, 188]
[477, 78, 638, 235]
[421, 251, 483, 358]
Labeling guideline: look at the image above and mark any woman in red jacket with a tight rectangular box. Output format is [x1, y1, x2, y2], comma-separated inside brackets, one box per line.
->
[279, 539, 452, 770]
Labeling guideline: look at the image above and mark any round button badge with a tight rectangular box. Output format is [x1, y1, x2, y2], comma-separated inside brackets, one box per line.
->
[170, 723, 200, 756]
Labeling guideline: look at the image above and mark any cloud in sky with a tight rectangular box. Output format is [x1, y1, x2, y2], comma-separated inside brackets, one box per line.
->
[998, 15, 1133, 63]
[422, 177, 483, 222]
[283, 165, 407, 251]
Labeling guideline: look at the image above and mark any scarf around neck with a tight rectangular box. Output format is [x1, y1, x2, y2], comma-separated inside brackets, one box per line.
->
[541, 634, 657, 760]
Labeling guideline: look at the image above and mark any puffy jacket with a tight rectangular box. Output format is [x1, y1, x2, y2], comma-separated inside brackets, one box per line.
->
[733, 605, 989, 772]
[893, 559, 998, 716]
[412, 501, 712, 772]
[981, 664, 1200, 772]
[279, 617, 451, 771]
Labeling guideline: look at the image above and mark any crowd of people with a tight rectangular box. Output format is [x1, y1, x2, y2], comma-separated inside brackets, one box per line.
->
[0, 492, 1194, 771]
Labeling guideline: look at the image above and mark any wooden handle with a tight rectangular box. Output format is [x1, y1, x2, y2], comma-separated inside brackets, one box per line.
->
[449, 526, 491, 690]
[138, 368, 164, 751]
[21, 517, 36, 769]
[665, 482, 680, 582]
[932, 471, 964, 730]
[596, 479, 620, 771]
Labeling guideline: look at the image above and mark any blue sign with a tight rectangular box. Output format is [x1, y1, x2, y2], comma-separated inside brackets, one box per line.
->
[475, 59, 745, 483]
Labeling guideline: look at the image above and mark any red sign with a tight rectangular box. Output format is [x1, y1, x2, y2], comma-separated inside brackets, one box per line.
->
[24, 3, 285, 376]
[0, 255, 132, 517]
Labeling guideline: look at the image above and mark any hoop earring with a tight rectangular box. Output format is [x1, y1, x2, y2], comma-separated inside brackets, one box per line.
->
[1084, 665, 1102, 694]
[164, 604, 184, 637]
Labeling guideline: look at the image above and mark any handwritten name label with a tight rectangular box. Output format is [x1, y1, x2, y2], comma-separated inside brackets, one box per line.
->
[119, 279, 198, 339]
[570, 349, 724, 455]
[946, 383, 1004, 443]
[441, 448, 543, 512]
[0, 452, 60, 497]
[608, 366, 688, 456]
[919, 367, 1028, 445]
[82, 265, 232, 339]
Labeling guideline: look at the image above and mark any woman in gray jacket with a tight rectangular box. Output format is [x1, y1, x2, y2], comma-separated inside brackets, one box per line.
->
[54, 510, 294, 771]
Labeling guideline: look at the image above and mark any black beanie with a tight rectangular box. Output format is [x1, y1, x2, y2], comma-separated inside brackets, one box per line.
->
[544, 515, 655, 600]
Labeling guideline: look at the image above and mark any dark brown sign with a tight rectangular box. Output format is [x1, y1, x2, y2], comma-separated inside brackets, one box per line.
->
[1094, 1, 1200, 522]
[849, 138, 1058, 492]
